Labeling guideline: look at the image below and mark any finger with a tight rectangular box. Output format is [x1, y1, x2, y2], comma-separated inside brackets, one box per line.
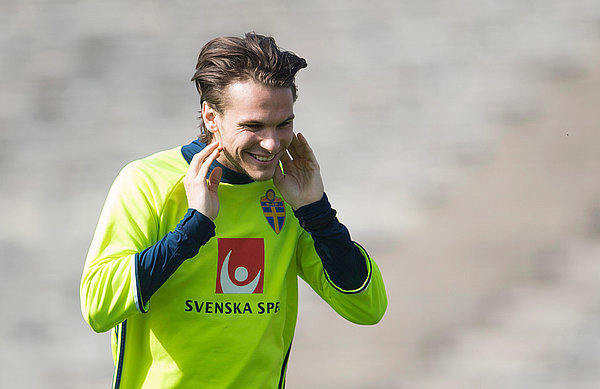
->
[189, 142, 219, 175]
[296, 132, 313, 153]
[198, 146, 222, 180]
[274, 152, 289, 179]
[207, 166, 222, 192]
[287, 133, 303, 159]
[197, 146, 221, 181]
[279, 149, 293, 166]
[188, 152, 203, 176]
[272, 163, 284, 186]
[289, 132, 317, 164]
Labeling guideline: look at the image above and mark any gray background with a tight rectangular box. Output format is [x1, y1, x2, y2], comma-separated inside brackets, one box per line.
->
[2, 1, 600, 388]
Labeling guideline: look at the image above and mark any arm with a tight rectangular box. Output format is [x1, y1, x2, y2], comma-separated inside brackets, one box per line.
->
[81, 144, 223, 333]
[274, 133, 387, 324]
[133, 209, 215, 312]
[294, 195, 387, 325]
[294, 193, 368, 291]
[80, 162, 161, 333]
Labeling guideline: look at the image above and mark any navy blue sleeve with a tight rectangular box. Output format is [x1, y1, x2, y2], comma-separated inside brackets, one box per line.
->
[135, 209, 215, 307]
[294, 193, 368, 290]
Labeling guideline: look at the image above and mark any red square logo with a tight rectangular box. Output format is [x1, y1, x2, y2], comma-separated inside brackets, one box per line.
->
[216, 238, 264, 294]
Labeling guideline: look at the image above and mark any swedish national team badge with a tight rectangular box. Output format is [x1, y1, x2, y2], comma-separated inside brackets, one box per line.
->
[260, 189, 285, 234]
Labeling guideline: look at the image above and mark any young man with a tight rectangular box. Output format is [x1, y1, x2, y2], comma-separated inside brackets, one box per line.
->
[81, 32, 387, 389]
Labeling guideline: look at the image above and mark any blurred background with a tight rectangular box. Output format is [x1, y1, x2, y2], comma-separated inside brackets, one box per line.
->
[1, 1, 600, 388]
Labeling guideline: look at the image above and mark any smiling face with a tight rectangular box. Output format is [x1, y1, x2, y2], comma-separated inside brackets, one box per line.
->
[202, 80, 295, 181]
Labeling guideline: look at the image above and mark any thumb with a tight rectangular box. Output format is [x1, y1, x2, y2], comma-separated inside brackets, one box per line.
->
[207, 167, 222, 192]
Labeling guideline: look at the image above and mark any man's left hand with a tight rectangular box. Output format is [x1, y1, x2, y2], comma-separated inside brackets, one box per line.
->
[273, 133, 324, 210]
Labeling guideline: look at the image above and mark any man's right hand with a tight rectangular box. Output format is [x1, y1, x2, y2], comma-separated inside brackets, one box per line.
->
[183, 142, 223, 221]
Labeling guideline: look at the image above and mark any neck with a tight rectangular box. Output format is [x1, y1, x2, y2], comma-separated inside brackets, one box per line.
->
[181, 139, 254, 184]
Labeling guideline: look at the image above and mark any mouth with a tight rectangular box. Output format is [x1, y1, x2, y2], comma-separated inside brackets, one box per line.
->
[249, 153, 276, 163]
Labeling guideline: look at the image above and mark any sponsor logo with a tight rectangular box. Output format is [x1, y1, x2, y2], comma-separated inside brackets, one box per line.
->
[260, 189, 285, 234]
[184, 300, 281, 315]
[216, 238, 264, 294]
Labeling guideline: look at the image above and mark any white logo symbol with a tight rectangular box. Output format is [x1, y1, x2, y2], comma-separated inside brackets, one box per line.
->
[220, 250, 262, 294]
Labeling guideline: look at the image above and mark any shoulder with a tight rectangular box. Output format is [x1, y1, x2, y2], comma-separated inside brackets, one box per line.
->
[111, 145, 189, 201]
[130, 145, 189, 178]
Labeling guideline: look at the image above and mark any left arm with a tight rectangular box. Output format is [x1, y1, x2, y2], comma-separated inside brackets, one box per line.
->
[294, 193, 368, 291]
[274, 133, 387, 324]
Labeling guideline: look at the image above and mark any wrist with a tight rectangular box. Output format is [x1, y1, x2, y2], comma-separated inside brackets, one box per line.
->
[293, 193, 336, 231]
[291, 191, 325, 211]
[188, 202, 217, 221]
[177, 208, 216, 244]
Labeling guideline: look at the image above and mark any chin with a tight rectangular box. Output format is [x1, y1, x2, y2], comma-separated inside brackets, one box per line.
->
[248, 171, 275, 182]
[244, 166, 277, 182]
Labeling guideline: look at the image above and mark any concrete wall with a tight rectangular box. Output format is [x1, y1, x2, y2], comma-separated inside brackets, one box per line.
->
[2, 1, 600, 387]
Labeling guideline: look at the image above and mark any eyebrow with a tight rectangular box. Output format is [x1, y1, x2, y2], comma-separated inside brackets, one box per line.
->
[239, 115, 295, 127]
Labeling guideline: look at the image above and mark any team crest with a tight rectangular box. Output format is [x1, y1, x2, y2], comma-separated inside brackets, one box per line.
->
[260, 189, 285, 234]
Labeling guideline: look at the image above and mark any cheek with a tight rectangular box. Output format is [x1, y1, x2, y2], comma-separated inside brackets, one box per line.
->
[226, 132, 257, 151]
[280, 129, 294, 149]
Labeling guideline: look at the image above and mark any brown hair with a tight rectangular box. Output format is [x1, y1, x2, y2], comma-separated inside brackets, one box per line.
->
[191, 32, 308, 143]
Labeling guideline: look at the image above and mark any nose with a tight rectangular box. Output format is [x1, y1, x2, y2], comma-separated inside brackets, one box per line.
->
[259, 128, 280, 153]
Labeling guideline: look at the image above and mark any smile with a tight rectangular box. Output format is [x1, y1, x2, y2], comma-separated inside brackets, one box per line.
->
[250, 153, 276, 162]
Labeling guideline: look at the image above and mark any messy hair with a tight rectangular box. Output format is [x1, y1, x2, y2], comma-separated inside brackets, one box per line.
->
[191, 32, 308, 143]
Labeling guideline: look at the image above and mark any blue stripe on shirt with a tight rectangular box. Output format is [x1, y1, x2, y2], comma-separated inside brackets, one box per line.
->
[294, 193, 369, 291]
[135, 208, 215, 305]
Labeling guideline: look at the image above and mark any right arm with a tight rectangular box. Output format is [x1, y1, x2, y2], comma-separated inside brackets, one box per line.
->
[80, 143, 222, 333]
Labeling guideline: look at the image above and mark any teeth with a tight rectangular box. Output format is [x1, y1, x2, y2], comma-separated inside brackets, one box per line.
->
[252, 154, 275, 162]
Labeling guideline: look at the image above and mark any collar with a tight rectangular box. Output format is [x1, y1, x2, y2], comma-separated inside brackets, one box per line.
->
[181, 139, 254, 185]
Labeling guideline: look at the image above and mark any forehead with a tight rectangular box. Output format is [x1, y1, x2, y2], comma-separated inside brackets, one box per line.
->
[221, 80, 294, 122]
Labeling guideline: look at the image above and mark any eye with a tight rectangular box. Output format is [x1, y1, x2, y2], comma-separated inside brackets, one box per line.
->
[241, 124, 261, 131]
[278, 121, 293, 129]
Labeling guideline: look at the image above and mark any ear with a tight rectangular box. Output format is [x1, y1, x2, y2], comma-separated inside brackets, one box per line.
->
[202, 102, 219, 134]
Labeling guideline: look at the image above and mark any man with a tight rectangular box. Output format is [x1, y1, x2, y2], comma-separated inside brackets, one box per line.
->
[81, 32, 387, 389]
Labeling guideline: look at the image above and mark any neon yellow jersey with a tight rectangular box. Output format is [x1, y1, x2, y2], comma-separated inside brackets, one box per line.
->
[80, 145, 387, 389]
